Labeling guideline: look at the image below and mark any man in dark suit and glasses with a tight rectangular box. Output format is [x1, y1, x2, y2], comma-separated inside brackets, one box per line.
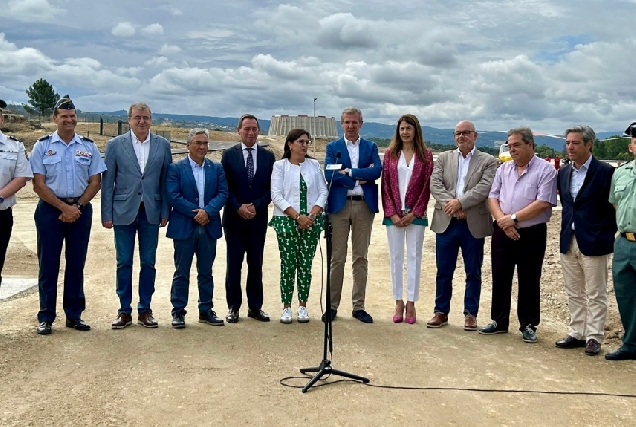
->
[221, 114, 275, 323]
[555, 125, 616, 356]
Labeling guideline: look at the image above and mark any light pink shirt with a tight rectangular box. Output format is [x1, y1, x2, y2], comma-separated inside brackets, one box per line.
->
[488, 155, 557, 228]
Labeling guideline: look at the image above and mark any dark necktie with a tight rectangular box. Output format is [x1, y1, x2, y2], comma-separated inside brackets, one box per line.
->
[246, 148, 254, 182]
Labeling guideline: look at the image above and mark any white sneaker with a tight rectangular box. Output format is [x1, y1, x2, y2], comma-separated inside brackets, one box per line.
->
[280, 307, 292, 324]
[297, 306, 310, 323]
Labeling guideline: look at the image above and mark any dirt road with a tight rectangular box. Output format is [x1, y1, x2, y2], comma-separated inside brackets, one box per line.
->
[1, 188, 635, 426]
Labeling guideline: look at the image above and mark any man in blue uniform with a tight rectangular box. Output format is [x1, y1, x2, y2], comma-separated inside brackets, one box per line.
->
[29, 96, 106, 335]
[0, 99, 33, 288]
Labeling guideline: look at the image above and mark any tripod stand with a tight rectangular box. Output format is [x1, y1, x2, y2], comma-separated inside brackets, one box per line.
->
[300, 213, 369, 393]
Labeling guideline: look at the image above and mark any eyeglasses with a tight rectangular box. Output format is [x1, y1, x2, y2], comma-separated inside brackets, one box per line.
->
[131, 115, 151, 122]
[454, 131, 475, 137]
[295, 139, 311, 145]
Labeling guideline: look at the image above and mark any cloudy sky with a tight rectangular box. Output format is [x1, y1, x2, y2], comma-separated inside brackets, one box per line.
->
[1, 0, 635, 133]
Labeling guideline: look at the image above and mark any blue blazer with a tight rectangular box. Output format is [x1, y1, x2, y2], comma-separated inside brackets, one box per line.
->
[221, 144, 275, 233]
[324, 137, 382, 214]
[557, 156, 617, 256]
[101, 132, 172, 225]
[166, 157, 228, 240]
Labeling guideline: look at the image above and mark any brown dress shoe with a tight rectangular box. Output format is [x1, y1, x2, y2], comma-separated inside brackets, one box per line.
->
[112, 313, 132, 329]
[426, 312, 448, 328]
[464, 314, 478, 331]
[138, 311, 158, 328]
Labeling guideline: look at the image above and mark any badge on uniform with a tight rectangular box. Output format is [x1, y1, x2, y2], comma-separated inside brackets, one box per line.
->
[46, 150, 57, 156]
[76, 150, 93, 158]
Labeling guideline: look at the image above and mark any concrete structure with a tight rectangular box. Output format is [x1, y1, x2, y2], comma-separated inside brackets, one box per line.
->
[268, 115, 339, 138]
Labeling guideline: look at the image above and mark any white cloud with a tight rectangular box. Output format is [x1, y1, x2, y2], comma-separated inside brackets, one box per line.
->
[111, 22, 136, 37]
[159, 44, 181, 55]
[141, 23, 164, 36]
[157, 5, 183, 16]
[7, 0, 65, 23]
[144, 56, 171, 67]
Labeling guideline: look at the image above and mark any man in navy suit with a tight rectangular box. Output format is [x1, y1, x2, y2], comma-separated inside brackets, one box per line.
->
[101, 102, 172, 329]
[166, 129, 228, 328]
[221, 114, 275, 323]
[555, 125, 616, 356]
[323, 107, 382, 323]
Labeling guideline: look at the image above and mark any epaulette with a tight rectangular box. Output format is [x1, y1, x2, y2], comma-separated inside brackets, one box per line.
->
[7, 135, 20, 142]
[37, 134, 52, 142]
[80, 135, 94, 143]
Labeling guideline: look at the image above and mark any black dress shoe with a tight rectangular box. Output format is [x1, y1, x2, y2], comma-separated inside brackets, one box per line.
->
[605, 347, 636, 361]
[321, 309, 337, 323]
[555, 335, 586, 349]
[199, 310, 224, 326]
[352, 309, 374, 323]
[226, 309, 239, 323]
[171, 313, 186, 329]
[37, 321, 52, 335]
[66, 319, 91, 331]
[585, 339, 601, 356]
[248, 309, 270, 322]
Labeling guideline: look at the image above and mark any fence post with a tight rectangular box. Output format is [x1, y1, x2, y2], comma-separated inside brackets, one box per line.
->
[100, 117, 104, 135]
[117, 120, 123, 135]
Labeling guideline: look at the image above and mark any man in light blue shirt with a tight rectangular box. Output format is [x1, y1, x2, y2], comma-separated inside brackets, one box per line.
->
[165, 129, 228, 328]
[29, 96, 106, 335]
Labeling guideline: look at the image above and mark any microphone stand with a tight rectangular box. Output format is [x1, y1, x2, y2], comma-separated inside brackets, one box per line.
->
[300, 152, 369, 393]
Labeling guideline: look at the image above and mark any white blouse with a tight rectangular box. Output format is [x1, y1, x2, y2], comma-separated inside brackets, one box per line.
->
[398, 151, 416, 210]
[271, 158, 328, 217]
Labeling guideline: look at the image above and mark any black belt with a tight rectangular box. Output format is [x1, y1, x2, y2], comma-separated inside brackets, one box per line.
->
[621, 232, 636, 242]
[346, 195, 364, 201]
[451, 217, 467, 223]
[58, 197, 80, 205]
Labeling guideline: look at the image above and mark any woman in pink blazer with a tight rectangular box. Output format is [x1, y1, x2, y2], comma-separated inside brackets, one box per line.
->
[381, 114, 433, 324]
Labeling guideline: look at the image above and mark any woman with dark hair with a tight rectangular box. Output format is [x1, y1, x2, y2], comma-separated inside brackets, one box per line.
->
[381, 114, 433, 324]
[270, 129, 328, 324]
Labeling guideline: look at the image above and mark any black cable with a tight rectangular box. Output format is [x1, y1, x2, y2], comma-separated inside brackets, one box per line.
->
[279, 375, 636, 398]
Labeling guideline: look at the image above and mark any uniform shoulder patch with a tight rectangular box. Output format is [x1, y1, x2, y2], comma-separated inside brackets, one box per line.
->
[80, 135, 95, 143]
[7, 135, 20, 142]
[37, 134, 52, 142]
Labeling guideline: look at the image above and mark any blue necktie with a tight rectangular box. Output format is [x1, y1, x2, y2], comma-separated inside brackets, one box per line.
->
[246, 148, 254, 182]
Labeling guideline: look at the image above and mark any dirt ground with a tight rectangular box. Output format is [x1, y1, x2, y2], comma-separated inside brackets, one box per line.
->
[1, 131, 635, 426]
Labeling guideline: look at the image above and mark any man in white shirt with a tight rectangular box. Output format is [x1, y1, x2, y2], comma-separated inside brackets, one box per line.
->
[323, 107, 382, 323]
[428, 120, 498, 331]
[101, 102, 172, 329]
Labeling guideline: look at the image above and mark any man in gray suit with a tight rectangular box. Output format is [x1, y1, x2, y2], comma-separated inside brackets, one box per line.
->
[101, 102, 172, 329]
[427, 120, 498, 331]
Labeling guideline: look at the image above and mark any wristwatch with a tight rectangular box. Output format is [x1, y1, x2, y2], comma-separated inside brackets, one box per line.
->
[344, 168, 351, 176]
[77, 202, 84, 213]
[0, 196, 4, 204]
[511, 213, 518, 223]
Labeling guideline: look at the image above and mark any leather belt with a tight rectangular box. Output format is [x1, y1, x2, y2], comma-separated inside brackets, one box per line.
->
[346, 195, 364, 201]
[451, 217, 467, 223]
[58, 197, 80, 205]
[621, 232, 636, 242]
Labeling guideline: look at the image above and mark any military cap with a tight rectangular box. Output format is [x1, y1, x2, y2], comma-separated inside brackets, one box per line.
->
[624, 121, 636, 138]
[54, 95, 75, 110]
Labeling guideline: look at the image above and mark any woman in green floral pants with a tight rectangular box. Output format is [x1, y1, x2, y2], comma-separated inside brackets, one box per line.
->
[270, 129, 328, 323]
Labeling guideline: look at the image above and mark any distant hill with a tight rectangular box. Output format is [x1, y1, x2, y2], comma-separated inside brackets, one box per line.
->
[83, 110, 625, 151]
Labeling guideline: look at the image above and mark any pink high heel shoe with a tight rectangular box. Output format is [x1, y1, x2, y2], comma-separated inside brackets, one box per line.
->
[393, 302, 404, 323]
[405, 304, 416, 324]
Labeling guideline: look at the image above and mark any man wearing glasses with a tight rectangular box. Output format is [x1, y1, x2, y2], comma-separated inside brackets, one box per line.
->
[101, 102, 172, 329]
[428, 121, 498, 331]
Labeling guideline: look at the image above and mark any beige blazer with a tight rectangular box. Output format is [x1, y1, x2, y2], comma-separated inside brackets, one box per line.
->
[430, 149, 498, 238]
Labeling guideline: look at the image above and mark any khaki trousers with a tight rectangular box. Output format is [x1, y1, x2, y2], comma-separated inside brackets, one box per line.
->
[560, 235, 609, 342]
[329, 200, 375, 311]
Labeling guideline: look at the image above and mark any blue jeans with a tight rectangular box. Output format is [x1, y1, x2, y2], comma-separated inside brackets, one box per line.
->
[35, 201, 92, 323]
[171, 226, 217, 315]
[113, 206, 159, 315]
[434, 218, 485, 316]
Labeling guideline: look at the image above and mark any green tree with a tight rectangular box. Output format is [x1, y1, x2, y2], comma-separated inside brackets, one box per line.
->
[25, 78, 60, 118]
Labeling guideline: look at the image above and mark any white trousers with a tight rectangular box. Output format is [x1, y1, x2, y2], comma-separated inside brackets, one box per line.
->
[560, 235, 609, 342]
[386, 224, 425, 302]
